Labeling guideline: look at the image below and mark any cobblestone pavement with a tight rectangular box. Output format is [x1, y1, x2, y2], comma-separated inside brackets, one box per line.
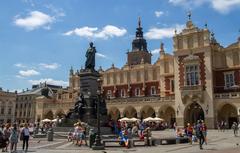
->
[2, 130, 239, 153]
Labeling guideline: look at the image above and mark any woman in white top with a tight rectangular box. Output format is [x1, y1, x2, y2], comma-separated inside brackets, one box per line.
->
[22, 123, 30, 152]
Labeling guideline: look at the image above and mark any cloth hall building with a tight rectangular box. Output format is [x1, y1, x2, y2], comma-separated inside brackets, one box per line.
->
[98, 17, 240, 129]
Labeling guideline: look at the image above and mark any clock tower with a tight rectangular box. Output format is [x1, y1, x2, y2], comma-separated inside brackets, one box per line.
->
[127, 17, 152, 65]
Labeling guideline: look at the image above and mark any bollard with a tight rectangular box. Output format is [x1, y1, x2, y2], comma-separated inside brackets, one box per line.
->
[89, 132, 96, 148]
[47, 128, 54, 141]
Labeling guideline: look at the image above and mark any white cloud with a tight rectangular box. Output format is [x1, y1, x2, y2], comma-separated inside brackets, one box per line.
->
[94, 25, 127, 39]
[211, 0, 240, 13]
[64, 25, 127, 39]
[96, 53, 107, 59]
[39, 63, 60, 70]
[145, 24, 184, 40]
[168, 0, 208, 8]
[155, 11, 164, 17]
[168, 0, 240, 14]
[19, 69, 40, 77]
[29, 78, 68, 86]
[64, 26, 98, 37]
[16, 75, 25, 79]
[45, 4, 65, 17]
[14, 63, 26, 68]
[151, 48, 160, 54]
[14, 11, 55, 31]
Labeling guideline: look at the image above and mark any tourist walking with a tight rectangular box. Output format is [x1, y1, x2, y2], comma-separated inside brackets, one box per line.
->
[202, 122, 207, 145]
[2, 124, 11, 152]
[9, 123, 19, 152]
[186, 123, 193, 144]
[196, 121, 205, 150]
[231, 122, 238, 137]
[22, 123, 30, 152]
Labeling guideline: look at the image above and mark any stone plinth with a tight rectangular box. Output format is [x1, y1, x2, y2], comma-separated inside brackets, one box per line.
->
[79, 69, 100, 96]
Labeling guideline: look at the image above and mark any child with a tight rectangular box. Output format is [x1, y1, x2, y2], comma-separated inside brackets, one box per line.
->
[67, 129, 73, 142]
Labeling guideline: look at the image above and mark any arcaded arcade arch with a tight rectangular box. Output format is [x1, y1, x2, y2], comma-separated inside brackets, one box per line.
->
[44, 110, 54, 120]
[158, 106, 176, 127]
[123, 106, 137, 118]
[140, 105, 155, 119]
[218, 104, 238, 128]
[55, 109, 65, 118]
[108, 107, 120, 121]
[184, 102, 204, 125]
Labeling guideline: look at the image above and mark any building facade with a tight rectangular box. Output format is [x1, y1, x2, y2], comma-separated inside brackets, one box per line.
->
[3, 16, 239, 129]
[15, 83, 63, 123]
[100, 17, 240, 129]
[0, 88, 16, 124]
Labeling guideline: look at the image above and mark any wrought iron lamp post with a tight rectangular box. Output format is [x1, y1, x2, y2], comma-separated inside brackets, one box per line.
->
[92, 78, 105, 150]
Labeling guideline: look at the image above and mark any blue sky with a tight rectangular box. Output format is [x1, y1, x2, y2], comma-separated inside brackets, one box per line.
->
[0, 0, 240, 91]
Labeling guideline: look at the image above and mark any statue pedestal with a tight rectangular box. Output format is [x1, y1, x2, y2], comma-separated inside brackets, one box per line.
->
[79, 69, 100, 96]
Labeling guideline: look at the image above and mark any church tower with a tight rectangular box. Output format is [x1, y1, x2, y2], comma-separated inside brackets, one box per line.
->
[127, 17, 151, 65]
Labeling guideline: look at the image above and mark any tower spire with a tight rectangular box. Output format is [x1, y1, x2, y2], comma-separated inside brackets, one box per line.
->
[136, 17, 143, 38]
[160, 42, 165, 54]
[138, 16, 141, 28]
[187, 11, 192, 21]
[70, 66, 74, 75]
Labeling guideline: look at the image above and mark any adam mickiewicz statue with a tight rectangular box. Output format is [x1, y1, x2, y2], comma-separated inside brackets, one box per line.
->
[85, 42, 96, 70]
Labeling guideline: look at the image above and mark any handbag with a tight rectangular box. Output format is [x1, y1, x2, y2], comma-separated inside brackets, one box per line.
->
[20, 131, 24, 141]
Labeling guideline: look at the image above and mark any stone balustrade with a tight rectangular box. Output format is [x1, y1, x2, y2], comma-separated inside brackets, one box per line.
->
[106, 95, 175, 104]
[214, 92, 240, 99]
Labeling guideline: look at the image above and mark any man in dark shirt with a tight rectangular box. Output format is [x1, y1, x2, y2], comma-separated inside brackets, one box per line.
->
[196, 120, 205, 150]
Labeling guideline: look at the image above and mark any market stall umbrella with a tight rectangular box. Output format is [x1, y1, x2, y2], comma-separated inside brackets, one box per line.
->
[41, 119, 52, 122]
[51, 119, 58, 122]
[119, 117, 131, 122]
[129, 118, 140, 122]
[143, 117, 154, 122]
[153, 117, 164, 122]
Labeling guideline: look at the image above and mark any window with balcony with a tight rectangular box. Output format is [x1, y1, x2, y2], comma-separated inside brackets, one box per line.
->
[1, 108, 4, 115]
[107, 74, 110, 84]
[120, 72, 124, 83]
[107, 90, 112, 97]
[135, 88, 141, 97]
[185, 65, 199, 86]
[8, 108, 11, 115]
[224, 72, 235, 89]
[69, 93, 73, 99]
[151, 86, 156, 95]
[120, 89, 126, 98]
[170, 79, 175, 93]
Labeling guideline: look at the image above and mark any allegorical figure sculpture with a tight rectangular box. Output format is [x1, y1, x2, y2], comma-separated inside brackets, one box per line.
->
[85, 42, 96, 70]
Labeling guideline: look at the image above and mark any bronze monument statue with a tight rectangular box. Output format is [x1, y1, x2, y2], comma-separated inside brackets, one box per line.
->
[66, 42, 107, 127]
[85, 42, 96, 70]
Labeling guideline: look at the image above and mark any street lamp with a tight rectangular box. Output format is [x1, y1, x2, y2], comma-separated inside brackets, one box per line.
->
[92, 78, 105, 150]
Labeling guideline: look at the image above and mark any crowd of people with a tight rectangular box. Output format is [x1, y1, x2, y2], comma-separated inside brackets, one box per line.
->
[67, 122, 88, 147]
[0, 123, 30, 153]
[108, 120, 155, 147]
[179, 120, 208, 150]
